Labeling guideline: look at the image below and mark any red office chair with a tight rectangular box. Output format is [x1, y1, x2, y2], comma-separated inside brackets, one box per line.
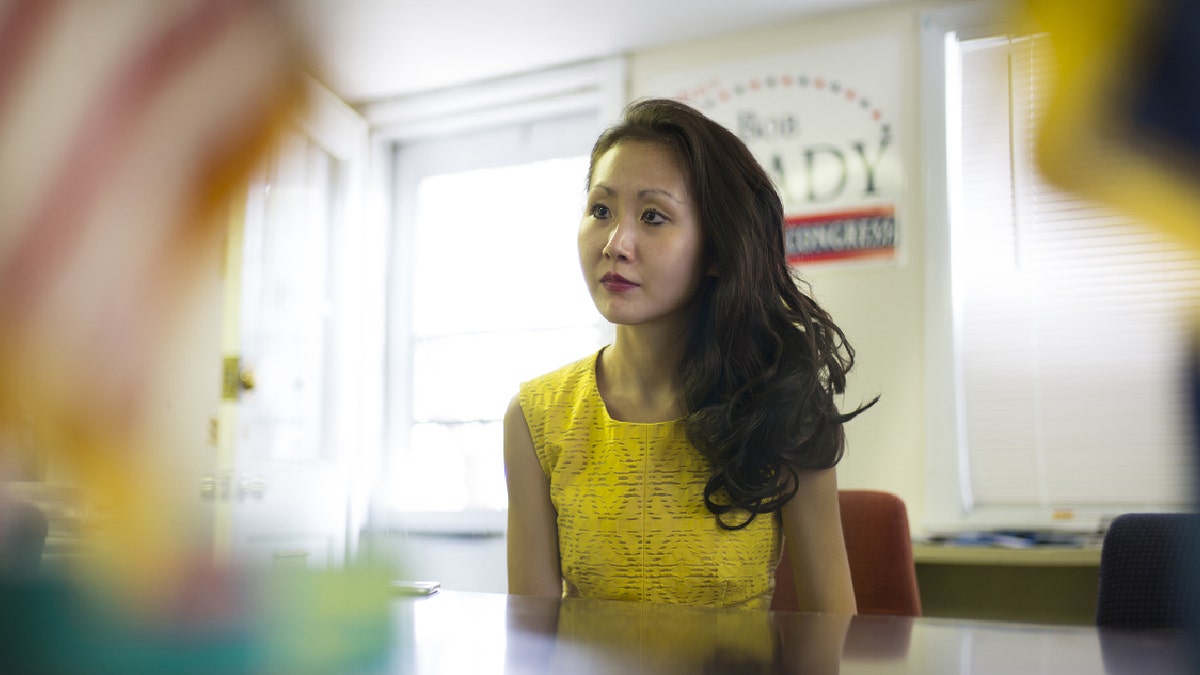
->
[772, 490, 922, 616]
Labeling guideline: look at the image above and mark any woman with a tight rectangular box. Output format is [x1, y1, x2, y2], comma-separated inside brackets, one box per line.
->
[505, 98, 875, 612]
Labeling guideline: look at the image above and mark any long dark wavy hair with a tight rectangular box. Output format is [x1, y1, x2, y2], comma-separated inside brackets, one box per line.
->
[587, 98, 877, 530]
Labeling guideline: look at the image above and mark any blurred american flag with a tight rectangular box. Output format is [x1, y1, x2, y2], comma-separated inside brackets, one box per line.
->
[0, 0, 305, 594]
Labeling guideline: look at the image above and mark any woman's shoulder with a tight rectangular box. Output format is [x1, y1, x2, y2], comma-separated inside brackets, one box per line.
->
[516, 349, 604, 442]
[520, 349, 601, 395]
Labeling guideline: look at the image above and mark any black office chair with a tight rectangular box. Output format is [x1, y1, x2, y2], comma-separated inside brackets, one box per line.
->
[1095, 512, 1197, 628]
[0, 501, 48, 580]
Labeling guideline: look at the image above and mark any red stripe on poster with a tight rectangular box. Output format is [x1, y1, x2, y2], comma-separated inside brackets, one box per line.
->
[785, 206, 894, 224]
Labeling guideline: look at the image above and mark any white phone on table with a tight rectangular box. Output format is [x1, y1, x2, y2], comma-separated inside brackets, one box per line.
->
[392, 580, 441, 596]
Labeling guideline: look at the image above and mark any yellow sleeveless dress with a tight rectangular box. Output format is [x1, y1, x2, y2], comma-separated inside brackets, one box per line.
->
[518, 350, 781, 609]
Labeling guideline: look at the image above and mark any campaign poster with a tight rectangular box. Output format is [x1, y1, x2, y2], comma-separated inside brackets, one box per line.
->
[647, 35, 904, 266]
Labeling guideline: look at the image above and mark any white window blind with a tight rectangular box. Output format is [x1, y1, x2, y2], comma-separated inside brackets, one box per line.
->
[951, 34, 1197, 516]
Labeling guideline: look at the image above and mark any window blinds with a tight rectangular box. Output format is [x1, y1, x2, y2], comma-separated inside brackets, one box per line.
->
[953, 35, 1197, 512]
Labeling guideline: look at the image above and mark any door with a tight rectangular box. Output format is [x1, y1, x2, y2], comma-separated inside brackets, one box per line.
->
[213, 81, 374, 569]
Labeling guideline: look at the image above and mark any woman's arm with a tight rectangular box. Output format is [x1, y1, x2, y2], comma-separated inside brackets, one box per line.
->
[780, 467, 857, 614]
[503, 394, 563, 597]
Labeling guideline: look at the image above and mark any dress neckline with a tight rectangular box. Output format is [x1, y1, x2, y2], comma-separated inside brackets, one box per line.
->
[589, 347, 685, 426]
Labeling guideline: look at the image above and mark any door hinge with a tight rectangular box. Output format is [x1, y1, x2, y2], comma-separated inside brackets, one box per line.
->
[222, 356, 240, 401]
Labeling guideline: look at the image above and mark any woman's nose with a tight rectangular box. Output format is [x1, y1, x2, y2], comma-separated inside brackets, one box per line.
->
[602, 219, 634, 261]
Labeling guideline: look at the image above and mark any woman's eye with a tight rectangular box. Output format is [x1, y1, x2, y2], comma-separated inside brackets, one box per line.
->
[642, 209, 667, 225]
[589, 203, 610, 219]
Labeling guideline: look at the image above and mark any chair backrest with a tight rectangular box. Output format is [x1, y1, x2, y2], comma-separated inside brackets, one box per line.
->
[0, 501, 48, 579]
[772, 490, 922, 616]
[1096, 512, 1196, 628]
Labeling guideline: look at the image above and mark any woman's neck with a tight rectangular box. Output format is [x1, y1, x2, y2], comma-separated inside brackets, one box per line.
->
[598, 324, 686, 423]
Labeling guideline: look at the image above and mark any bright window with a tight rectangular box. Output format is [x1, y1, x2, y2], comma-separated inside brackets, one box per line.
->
[384, 113, 608, 519]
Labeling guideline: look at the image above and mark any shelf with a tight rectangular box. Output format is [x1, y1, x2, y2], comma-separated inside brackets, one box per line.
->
[912, 543, 1102, 567]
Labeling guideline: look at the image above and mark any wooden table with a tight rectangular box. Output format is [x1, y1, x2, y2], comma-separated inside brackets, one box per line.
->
[386, 590, 1189, 674]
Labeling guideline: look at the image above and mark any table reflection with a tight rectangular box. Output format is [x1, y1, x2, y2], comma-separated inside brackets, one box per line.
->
[513, 596, 848, 674]
[390, 591, 1187, 675]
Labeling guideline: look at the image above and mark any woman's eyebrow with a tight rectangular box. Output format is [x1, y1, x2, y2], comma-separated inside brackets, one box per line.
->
[590, 183, 682, 204]
[638, 188, 683, 204]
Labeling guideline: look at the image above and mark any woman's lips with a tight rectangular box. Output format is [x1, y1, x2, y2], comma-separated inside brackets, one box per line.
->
[600, 272, 638, 292]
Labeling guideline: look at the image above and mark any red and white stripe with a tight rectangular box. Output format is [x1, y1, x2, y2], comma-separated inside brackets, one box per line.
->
[0, 0, 304, 428]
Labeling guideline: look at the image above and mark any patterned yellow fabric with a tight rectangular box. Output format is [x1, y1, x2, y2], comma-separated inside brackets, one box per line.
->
[519, 350, 781, 609]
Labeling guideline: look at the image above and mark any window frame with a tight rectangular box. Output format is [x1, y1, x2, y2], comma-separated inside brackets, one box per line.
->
[923, 3, 1001, 532]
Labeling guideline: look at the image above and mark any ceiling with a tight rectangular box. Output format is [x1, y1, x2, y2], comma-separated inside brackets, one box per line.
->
[285, 0, 901, 105]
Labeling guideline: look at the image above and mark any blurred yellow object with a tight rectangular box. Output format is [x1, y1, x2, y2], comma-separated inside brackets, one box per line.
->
[1021, 0, 1200, 255]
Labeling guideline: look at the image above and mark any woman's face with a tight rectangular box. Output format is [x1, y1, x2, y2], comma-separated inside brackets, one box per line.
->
[579, 141, 711, 330]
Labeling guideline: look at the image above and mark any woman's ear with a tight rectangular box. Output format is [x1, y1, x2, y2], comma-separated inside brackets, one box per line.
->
[707, 260, 720, 277]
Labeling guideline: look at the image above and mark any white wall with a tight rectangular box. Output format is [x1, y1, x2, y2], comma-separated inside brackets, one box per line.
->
[627, 0, 962, 534]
